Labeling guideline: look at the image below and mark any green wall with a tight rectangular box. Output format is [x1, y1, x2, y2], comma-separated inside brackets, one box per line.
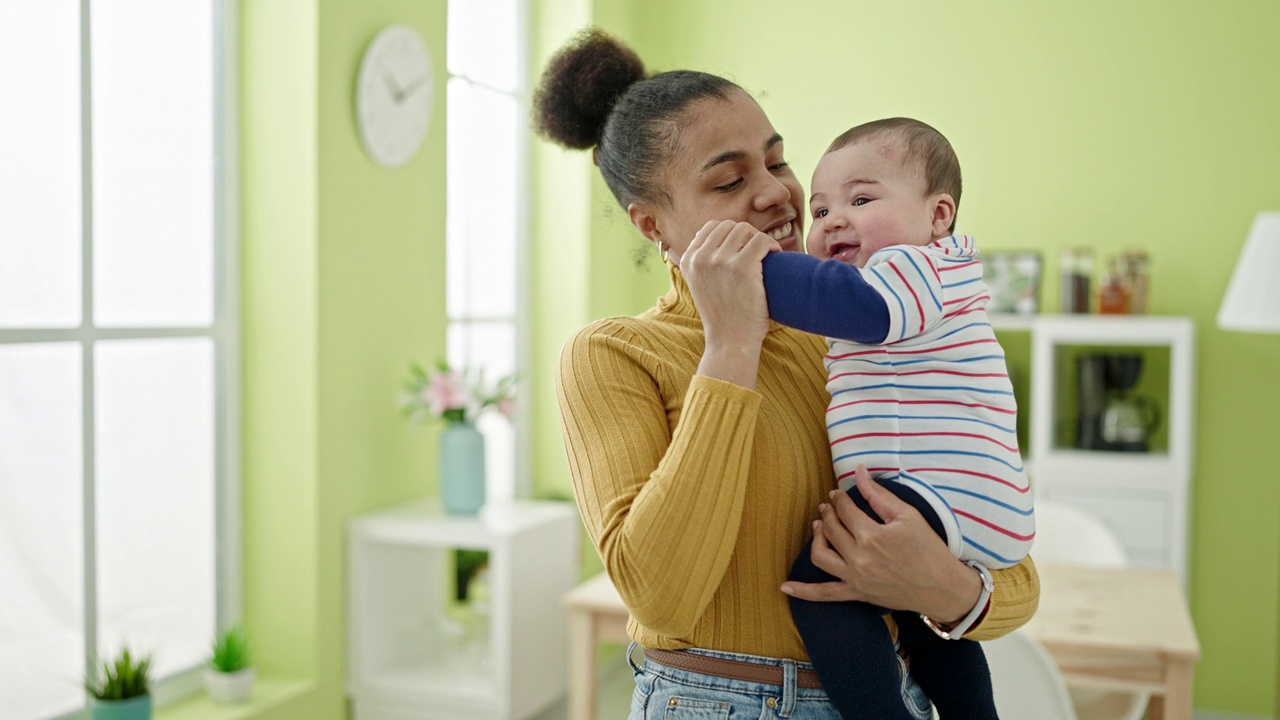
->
[528, 0, 1280, 715]
[238, 1, 449, 718]
[240, 0, 321, 697]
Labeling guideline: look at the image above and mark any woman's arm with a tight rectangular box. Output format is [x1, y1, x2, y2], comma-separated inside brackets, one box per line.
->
[558, 221, 779, 638]
[557, 325, 762, 638]
[682, 220, 779, 388]
[780, 467, 1040, 640]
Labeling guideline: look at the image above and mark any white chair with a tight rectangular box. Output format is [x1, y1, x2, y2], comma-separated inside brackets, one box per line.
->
[1031, 501, 1149, 720]
[985, 629, 1079, 720]
[928, 630, 1077, 720]
[1033, 501, 1127, 569]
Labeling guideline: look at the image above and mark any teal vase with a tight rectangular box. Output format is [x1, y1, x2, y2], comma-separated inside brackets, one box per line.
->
[91, 695, 152, 720]
[439, 422, 486, 515]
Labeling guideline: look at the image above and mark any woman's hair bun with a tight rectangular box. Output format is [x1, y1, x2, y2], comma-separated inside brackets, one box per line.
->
[532, 28, 646, 150]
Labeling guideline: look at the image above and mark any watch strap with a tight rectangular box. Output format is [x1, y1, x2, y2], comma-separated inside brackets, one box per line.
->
[919, 560, 995, 640]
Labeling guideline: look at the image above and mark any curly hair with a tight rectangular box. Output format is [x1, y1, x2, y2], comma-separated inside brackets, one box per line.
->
[532, 28, 740, 207]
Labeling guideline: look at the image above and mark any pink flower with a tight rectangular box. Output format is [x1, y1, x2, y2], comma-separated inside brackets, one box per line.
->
[496, 397, 517, 421]
[425, 370, 469, 416]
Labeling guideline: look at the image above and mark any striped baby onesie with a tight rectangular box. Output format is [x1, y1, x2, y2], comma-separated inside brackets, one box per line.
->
[762, 236, 1035, 569]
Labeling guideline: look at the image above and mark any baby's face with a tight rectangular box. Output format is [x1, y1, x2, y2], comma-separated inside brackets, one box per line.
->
[805, 140, 938, 267]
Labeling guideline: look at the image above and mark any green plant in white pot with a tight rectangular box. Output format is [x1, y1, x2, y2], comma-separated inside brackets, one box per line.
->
[204, 626, 255, 703]
[85, 647, 152, 720]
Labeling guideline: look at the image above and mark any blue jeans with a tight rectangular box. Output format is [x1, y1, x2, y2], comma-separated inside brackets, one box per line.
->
[625, 643, 934, 719]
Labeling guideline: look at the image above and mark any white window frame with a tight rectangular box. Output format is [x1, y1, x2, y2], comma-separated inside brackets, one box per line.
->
[0, 1, 239, 716]
[445, 0, 532, 499]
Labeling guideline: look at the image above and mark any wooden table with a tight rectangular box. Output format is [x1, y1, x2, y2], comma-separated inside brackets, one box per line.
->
[1026, 564, 1201, 720]
[564, 572, 633, 720]
[564, 564, 1200, 720]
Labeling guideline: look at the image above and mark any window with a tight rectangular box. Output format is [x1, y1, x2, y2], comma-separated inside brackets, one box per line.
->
[0, 2, 235, 719]
[445, 0, 528, 502]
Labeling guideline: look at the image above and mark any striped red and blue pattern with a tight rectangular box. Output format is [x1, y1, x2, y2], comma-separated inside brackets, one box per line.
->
[826, 236, 1035, 569]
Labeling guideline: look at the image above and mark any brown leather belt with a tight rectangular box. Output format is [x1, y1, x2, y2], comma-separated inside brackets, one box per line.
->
[643, 648, 823, 689]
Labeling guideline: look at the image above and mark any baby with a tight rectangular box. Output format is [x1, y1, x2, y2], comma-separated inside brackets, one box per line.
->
[762, 117, 1035, 720]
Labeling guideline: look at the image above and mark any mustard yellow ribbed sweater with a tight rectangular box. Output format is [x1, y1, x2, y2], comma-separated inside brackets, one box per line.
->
[557, 266, 1039, 660]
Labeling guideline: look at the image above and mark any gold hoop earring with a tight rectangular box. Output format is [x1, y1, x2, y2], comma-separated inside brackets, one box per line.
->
[656, 242, 669, 264]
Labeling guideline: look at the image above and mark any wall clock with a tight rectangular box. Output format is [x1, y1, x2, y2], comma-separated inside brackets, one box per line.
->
[356, 24, 433, 168]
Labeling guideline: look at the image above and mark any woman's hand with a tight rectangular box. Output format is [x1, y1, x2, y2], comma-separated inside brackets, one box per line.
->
[681, 220, 781, 389]
[781, 466, 982, 626]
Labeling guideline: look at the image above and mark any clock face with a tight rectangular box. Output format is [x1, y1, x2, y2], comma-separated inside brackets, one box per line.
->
[356, 25, 434, 168]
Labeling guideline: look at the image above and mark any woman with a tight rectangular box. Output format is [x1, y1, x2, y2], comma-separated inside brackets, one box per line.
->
[536, 29, 1039, 719]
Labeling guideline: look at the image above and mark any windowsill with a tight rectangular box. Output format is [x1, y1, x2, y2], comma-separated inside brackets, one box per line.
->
[156, 678, 315, 720]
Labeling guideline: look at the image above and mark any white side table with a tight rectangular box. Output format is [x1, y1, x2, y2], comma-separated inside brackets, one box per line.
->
[348, 499, 579, 720]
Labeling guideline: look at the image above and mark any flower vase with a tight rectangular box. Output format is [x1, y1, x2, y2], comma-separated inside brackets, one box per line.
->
[439, 422, 486, 515]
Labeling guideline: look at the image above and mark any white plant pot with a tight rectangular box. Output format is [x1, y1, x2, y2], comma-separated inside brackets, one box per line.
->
[203, 667, 255, 704]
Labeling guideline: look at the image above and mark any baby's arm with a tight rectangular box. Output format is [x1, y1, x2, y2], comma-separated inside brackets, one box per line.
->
[761, 252, 890, 343]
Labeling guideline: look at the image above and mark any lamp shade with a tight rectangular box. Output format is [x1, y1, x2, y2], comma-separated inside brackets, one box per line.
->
[1218, 212, 1280, 333]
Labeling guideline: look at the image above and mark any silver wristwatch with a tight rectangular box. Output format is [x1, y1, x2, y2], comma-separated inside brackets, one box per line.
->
[919, 560, 995, 640]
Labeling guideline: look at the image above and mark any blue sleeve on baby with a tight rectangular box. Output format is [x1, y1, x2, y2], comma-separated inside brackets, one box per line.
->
[761, 252, 890, 344]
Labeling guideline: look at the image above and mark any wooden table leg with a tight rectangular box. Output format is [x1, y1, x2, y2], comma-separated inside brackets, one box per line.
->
[1148, 693, 1166, 720]
[1160, 660, 1194, 720]
[569, 611, 597, 720]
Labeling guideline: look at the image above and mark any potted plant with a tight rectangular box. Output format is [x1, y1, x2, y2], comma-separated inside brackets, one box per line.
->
[400, 360, 516, 515]
[203, 626, 255, 703]
[454, 548, 490, 602]
[85, 647, 152, 720]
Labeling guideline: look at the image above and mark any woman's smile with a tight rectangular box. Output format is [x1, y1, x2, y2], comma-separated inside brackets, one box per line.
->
[764, 219, 799, 251]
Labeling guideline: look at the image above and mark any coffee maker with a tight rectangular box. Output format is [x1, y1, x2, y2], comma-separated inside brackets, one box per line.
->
[1075, 353, 1161, 452]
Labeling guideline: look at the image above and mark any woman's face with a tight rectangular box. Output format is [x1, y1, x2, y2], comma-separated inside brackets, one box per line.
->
[632, 91, 805, 266]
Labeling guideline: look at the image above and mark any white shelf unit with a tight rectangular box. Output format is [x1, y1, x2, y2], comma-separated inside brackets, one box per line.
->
[988, 312, 1038, 331]
[348, 500, 580, 720]
[1025, 316, 1196, 585]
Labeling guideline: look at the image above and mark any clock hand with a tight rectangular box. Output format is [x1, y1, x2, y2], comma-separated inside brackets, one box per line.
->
[383, 72, 404, 102]
[398, 75, 429, 100]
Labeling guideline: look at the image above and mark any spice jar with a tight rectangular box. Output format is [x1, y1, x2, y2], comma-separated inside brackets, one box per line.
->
[1121, 250, 1150, 314]
[1060, 247, 1093, 313]
[1098, 259, 1129, 314]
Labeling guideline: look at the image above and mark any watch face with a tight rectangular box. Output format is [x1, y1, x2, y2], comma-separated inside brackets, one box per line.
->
[357, 25, 433, 168]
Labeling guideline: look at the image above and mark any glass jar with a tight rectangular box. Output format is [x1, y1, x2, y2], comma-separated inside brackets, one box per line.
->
[1060, 247, 1094, 313]
[1098, 259, 1129, 314]
[1121, 250, 1150, 314]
